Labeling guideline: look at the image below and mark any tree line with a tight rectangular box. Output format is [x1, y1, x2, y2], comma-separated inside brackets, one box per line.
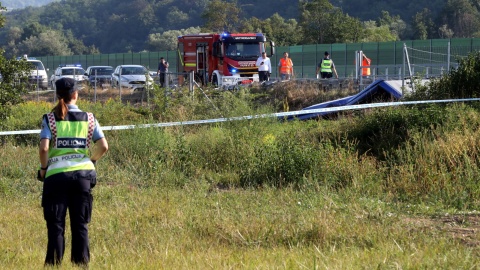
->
[0, 0, 479, 58]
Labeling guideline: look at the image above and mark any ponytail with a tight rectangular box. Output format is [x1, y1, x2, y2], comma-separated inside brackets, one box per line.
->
[53, 77, 77, 119]
[52, 94, 72, 120]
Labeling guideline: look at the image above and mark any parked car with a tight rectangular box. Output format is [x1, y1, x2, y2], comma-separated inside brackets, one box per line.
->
[84, 66, 113, 87]
[50, 64, 86, 90]
[111, 65, 153, 91]
[17, 55, 49, 90]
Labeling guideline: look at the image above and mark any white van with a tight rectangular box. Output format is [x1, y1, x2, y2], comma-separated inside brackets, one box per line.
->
[20, 55, 49, 90]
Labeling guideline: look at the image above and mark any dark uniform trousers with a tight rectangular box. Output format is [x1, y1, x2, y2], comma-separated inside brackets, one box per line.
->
[258, 71, 270, 82]
[42, 171, 94, 266]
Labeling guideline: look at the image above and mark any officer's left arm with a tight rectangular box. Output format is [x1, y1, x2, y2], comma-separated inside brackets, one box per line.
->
[90, 119, 108, 162]
[332, 62, 339, 78]
[90, 138, 108, 162]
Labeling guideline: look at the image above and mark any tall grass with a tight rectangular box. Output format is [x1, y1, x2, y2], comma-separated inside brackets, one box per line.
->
[1, 87, 479, 269]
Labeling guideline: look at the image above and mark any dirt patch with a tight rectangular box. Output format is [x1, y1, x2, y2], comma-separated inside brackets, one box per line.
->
[404, 214, 480, 248]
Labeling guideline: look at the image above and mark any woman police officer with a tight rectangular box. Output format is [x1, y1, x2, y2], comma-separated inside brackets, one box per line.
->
[38, 77, 108, 266]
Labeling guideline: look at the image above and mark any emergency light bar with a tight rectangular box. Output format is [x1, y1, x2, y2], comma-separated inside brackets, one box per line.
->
[16, 56, 37, 60]
[58, 64, 83, 68]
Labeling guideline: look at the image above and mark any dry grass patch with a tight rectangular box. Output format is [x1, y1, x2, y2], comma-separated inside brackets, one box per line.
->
[403, 214, 480, 248]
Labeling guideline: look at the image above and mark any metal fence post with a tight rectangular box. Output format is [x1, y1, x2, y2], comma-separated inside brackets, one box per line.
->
[94, 69, 97, 103]
[118, 66, 122, 101]
[189, 71, 194, 94]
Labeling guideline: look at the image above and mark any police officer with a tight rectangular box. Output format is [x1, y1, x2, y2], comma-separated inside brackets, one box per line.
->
[316, 51, 338, 79]
[38, 77, 108, 266]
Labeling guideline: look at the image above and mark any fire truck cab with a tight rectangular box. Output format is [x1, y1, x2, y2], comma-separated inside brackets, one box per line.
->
[177, 32, 275, 89]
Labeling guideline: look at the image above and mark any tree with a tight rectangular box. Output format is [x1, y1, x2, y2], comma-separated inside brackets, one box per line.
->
[299, 0, 363, 44]
[265, 14, 301, 46]
[299, 0, 335, 44]
[0, 3, 31, 121]
[17, 29, 72, 56]
[146, 27, 201, 51]
[328, 9, 363, 43]
[438, 24, 454, 38]
[377, 11, 407, 40]
[438, 0, 480, 38]
[21, 22, 46, 40]
[411, 8, 435, 39]
[201, 0, 241, 32]
[362, 21, 397, 42]
[0, 4, 5, 27]
[240, 13, 301, 46]
[166, 6, 190, 29]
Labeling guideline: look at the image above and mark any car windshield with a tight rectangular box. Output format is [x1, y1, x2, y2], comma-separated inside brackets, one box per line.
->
[91, 68, 113, 75]
[62, 68, 85, 75]
[121, 67, 146, 75]
[29, 61, 45, 70]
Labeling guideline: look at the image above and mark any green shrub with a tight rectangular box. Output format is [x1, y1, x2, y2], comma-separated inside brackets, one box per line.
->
[410, 51, 480, 100]
[347, 104, 447, 160]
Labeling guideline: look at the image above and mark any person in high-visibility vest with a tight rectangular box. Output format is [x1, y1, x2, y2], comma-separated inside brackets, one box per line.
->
[278, 52, 294, 80]
[361, 53, 371, 77]
[316, 51, 338, 79]
[38, 77, 108, 266]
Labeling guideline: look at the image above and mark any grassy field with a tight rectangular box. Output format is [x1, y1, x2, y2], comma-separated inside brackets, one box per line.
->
[1, 84, 479, 269]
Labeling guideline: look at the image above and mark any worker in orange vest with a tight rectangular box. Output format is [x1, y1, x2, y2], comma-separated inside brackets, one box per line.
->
[278, 52, 294, 80]
[361, 53, 371, 77]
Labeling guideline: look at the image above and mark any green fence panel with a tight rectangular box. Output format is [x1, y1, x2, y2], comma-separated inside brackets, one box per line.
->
[377, 41, 395, 65]
[330, 43, 346, 78]
[302, 44, 318, 78]
[451, 38, 475, 58]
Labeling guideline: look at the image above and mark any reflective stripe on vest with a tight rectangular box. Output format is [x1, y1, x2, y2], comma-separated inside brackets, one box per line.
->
[45, 111, 95, 178]
[279, 58, 292, 74]
[321, 59, 332, 73]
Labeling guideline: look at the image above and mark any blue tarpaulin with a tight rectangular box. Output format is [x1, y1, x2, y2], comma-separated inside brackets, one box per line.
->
[286, 79, 403, 120]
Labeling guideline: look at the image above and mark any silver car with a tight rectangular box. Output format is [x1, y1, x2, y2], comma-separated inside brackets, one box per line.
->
[84, 66, 113, 87]
[111, 65, 153, 91]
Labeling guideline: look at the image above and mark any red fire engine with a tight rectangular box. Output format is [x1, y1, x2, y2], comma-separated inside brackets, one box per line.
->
[177, 32, 275, 88]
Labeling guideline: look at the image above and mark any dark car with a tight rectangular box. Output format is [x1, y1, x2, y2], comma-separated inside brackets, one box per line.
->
[84, 66, 114, 87]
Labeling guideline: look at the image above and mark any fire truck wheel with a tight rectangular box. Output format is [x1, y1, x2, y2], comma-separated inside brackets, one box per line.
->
[212, 74, 218, 87]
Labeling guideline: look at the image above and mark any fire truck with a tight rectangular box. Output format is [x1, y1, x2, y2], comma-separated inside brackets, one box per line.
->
[177, 32, 275, 88]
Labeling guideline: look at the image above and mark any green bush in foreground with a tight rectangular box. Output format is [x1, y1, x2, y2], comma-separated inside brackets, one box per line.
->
[2, 96, 479, 209]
